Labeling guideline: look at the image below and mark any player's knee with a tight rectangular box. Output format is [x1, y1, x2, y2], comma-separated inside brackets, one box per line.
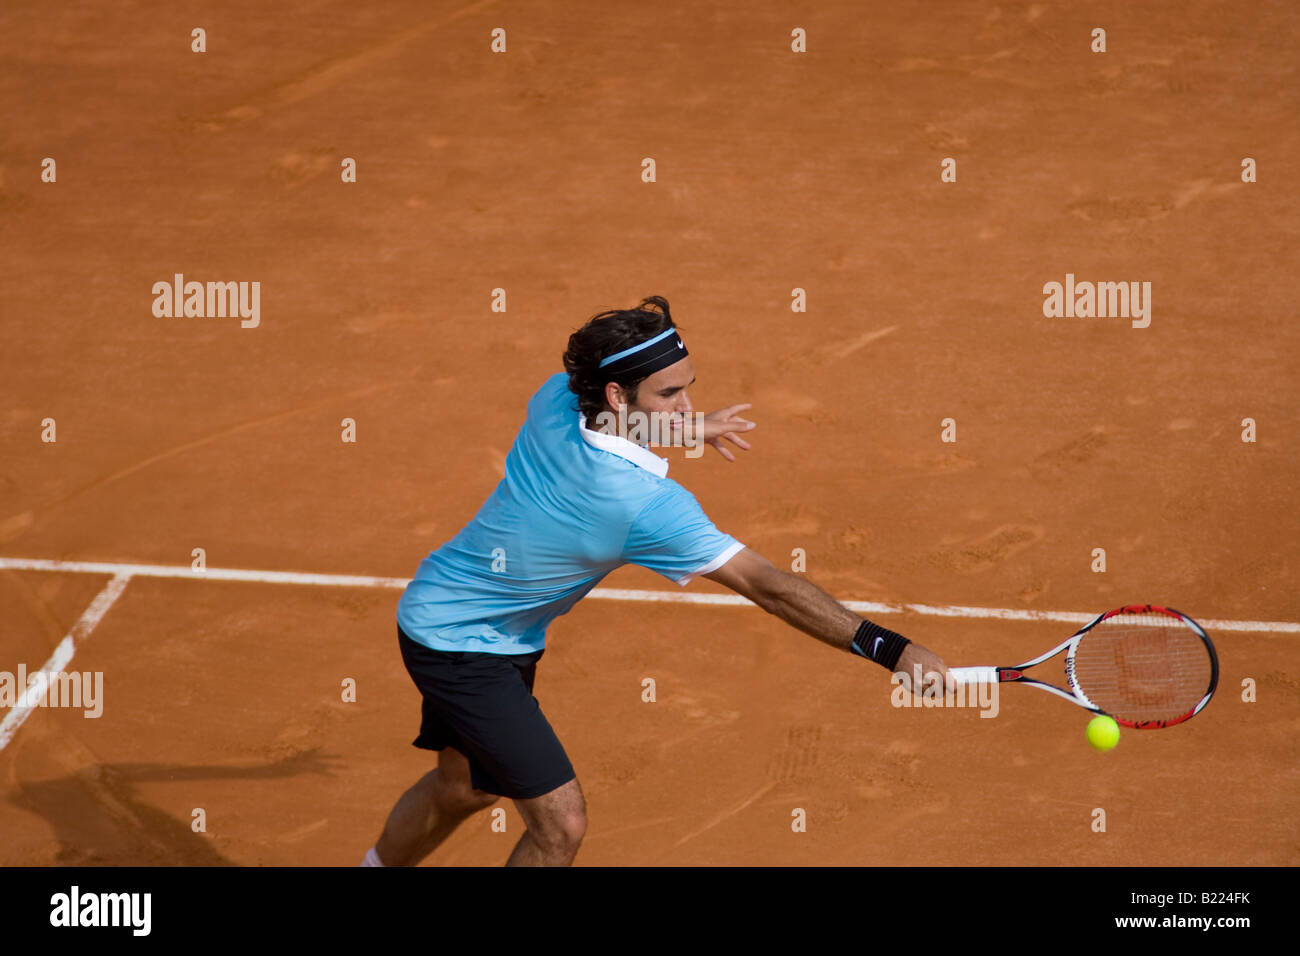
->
[562, 807, 587, 847]
[535, 806, 586, 853]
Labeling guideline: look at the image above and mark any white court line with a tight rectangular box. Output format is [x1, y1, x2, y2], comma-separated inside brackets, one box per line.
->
[0, 572, 132, 751]
[0, 555, 1296, 634]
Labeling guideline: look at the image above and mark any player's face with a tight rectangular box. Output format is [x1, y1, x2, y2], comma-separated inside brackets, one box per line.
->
[628, 358, 695, 421]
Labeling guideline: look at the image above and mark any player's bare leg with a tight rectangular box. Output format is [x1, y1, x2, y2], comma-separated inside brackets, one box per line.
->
[372, 747, 499, 866]
[507, 777, 587, 866]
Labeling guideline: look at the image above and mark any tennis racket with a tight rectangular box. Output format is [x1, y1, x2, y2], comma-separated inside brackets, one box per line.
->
[949, 604, 1218, 728]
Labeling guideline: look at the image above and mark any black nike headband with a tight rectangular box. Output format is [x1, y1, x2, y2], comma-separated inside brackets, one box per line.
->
[597, 327, 689, 380]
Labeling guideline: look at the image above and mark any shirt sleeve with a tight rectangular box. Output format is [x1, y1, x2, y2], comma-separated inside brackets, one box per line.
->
[622, 481, 745, 586]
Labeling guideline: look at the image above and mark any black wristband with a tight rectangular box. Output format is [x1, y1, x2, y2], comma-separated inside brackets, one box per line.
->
[850, 619, 911, 670]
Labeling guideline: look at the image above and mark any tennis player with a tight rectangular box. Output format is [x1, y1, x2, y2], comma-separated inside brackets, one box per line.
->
[360, 296, 949, 867]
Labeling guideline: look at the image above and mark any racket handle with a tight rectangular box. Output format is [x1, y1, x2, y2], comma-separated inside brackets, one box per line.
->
[949, 666, 998, 685]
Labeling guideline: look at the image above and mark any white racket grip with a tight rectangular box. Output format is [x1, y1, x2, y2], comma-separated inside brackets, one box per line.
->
[949, 666, 998, 686]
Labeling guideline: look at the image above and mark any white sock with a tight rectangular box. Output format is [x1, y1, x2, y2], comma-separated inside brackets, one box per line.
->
[360, 846, 385, 867]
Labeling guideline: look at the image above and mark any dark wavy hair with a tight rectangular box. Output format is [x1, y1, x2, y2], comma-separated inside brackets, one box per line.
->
[563, 296, 678, 421]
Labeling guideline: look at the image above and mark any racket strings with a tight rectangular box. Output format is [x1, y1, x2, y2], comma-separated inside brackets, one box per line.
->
[1071, 613, 1213, 723]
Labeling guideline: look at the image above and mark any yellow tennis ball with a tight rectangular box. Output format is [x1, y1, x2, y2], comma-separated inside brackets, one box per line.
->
[1086, 715, 1121, 751]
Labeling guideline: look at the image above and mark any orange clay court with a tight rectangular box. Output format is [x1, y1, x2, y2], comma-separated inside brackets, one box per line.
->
[1, 1, 1296, 866]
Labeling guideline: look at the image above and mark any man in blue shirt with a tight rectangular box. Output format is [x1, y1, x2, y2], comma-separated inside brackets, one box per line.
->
[361, 296, 949, 867]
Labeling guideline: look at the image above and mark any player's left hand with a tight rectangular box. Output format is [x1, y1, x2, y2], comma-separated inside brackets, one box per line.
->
[689, 404, 756, 462]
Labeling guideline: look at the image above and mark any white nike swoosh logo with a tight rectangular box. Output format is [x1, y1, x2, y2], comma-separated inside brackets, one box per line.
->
[676, 341, 684, 349]
[872, 637, 884, 656]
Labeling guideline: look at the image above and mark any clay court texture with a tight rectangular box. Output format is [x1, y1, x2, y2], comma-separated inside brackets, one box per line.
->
[1, 1, 1296, 866]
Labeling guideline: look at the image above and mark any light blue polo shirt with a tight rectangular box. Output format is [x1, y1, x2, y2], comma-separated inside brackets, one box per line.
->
[396, 372, 744, 654]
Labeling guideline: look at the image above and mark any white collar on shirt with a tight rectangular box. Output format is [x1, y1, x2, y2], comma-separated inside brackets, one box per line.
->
[577, 414, 670, 478]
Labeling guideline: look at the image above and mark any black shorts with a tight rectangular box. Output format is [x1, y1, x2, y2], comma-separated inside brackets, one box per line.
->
[397, 624, 576, 800]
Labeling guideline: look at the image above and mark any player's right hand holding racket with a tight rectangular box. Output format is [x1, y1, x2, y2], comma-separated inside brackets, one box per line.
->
[947, 604, 1218, 728]
[897, 642, 953, 691]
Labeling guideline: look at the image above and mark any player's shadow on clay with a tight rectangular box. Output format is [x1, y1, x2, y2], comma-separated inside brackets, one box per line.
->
[8, 748, 339, 865]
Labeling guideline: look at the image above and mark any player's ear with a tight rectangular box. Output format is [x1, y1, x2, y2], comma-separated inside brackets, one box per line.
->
[604, 381, 627, 411]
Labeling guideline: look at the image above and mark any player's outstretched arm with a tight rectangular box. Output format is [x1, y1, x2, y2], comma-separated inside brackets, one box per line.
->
[703, 547, 949, 681]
